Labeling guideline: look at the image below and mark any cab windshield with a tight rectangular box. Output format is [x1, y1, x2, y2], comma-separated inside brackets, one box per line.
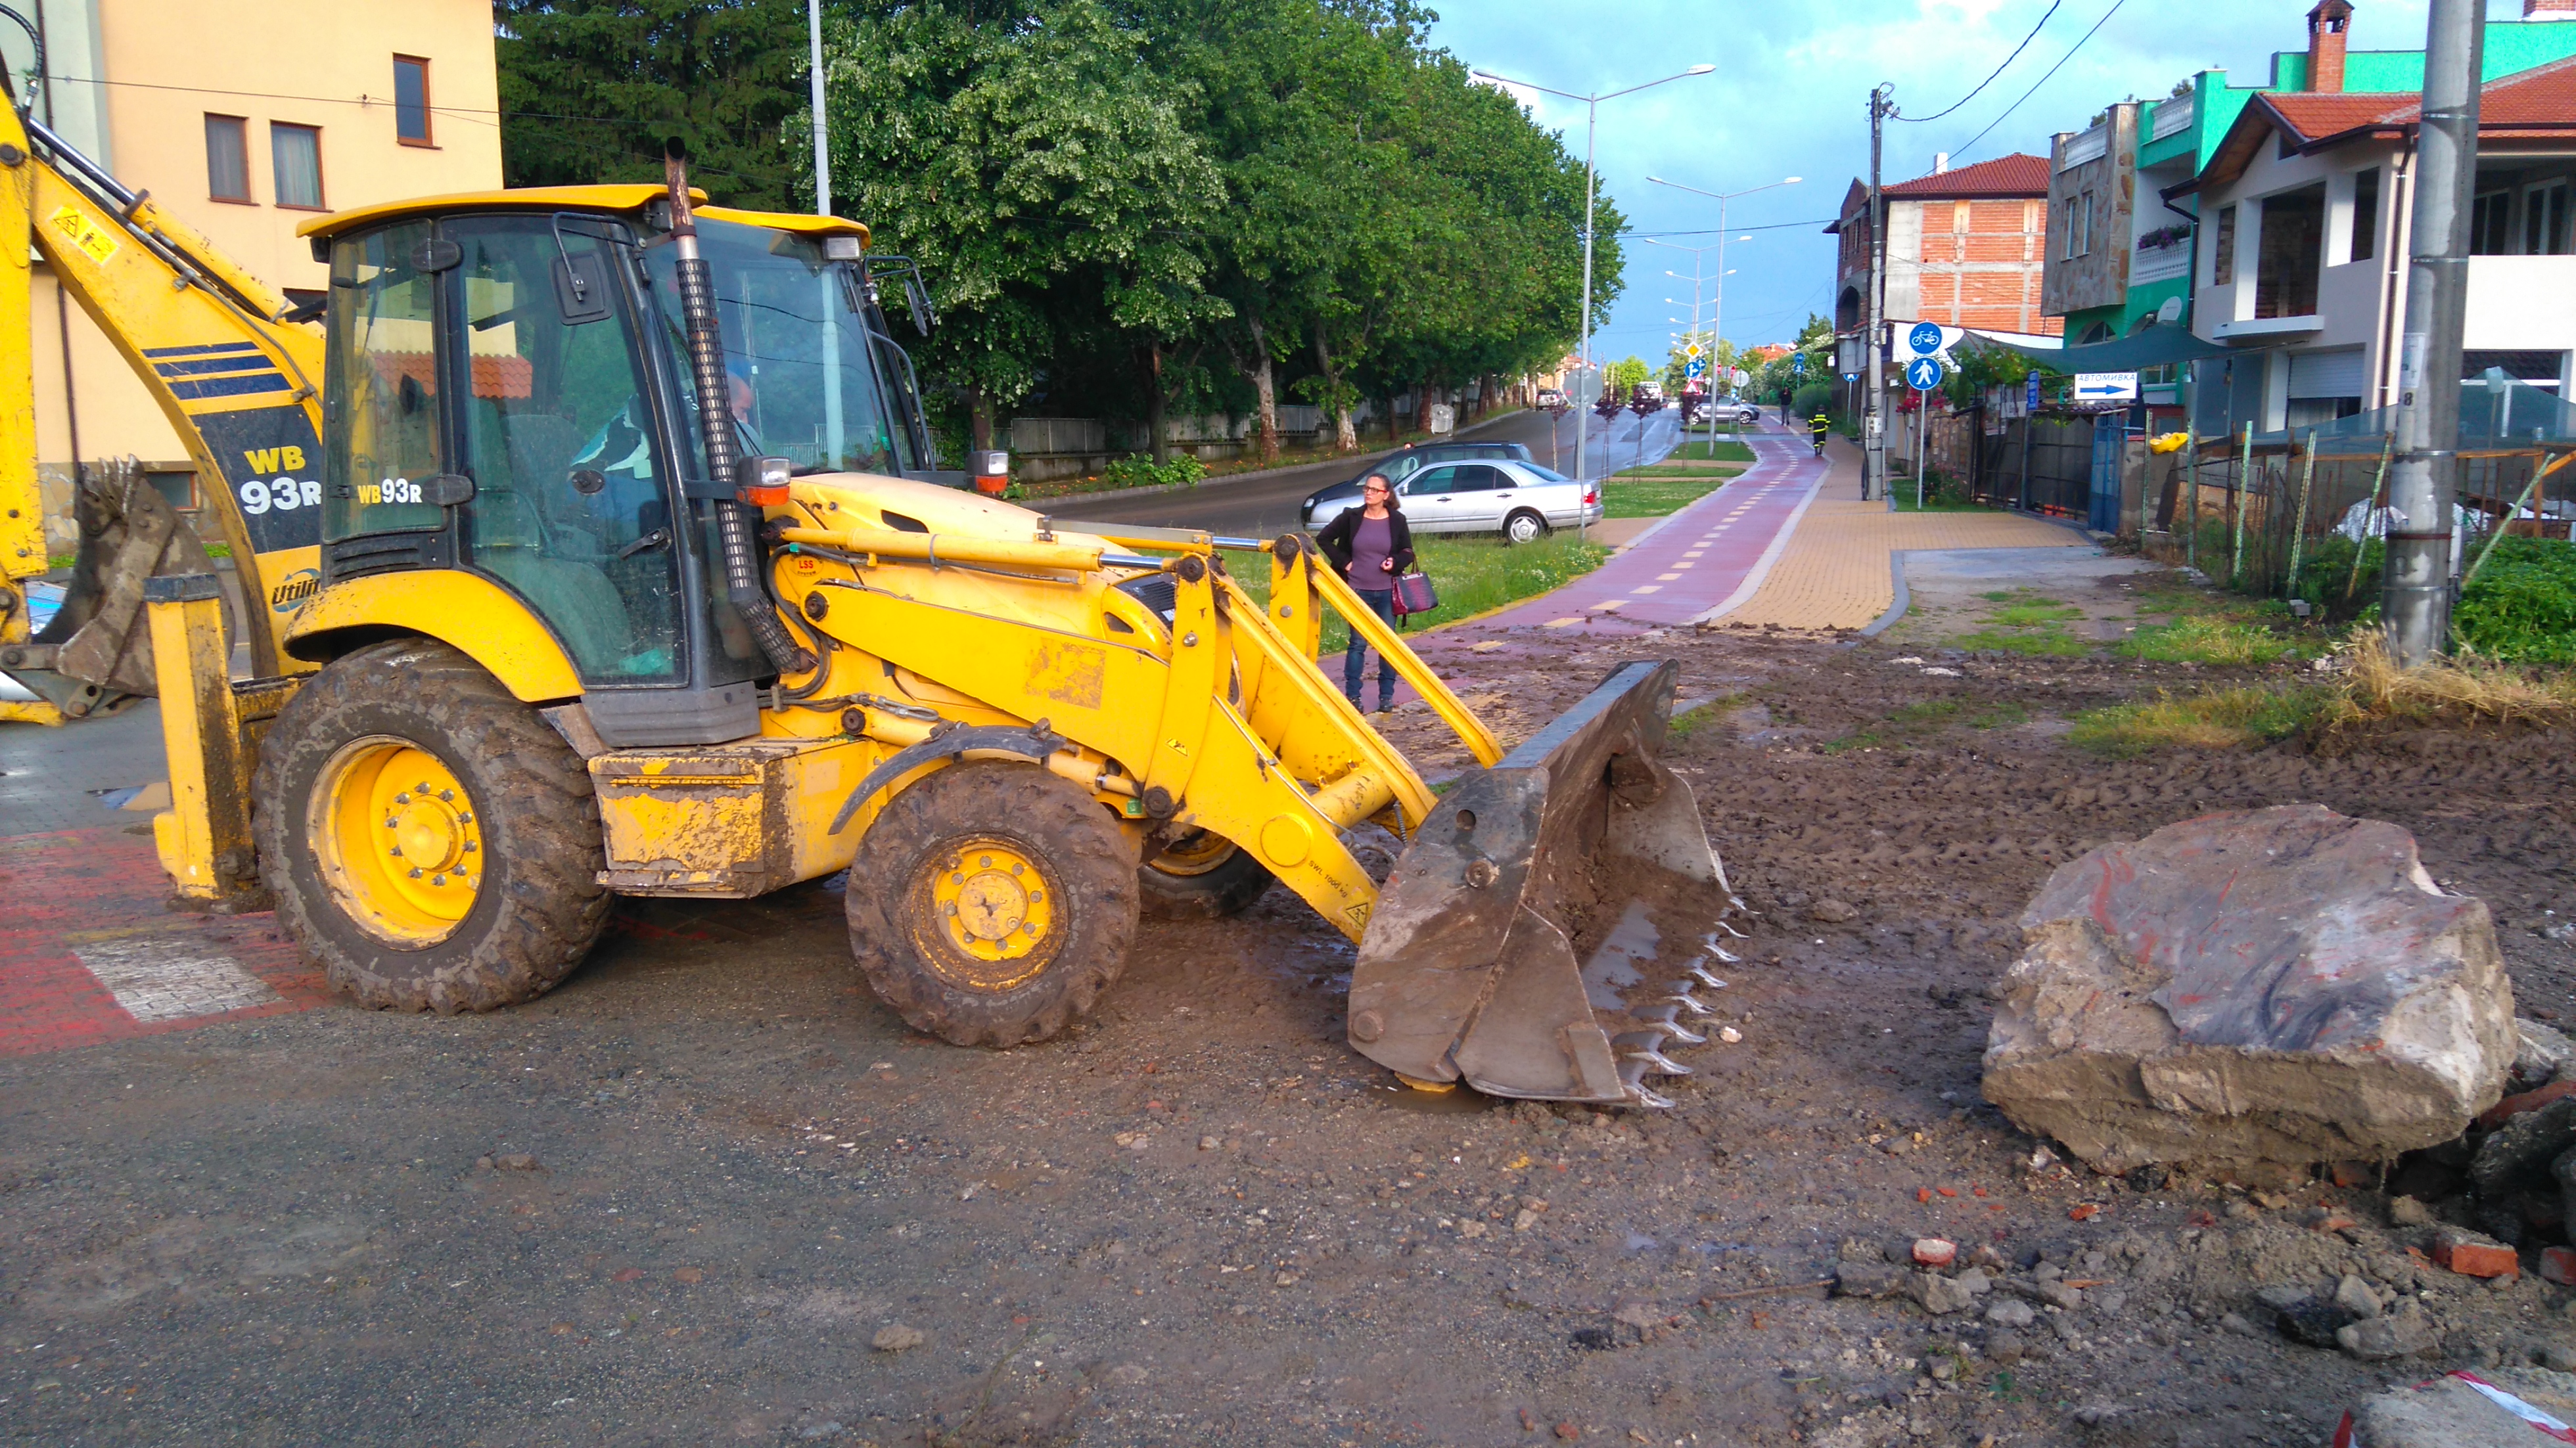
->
[643, 217, 925, 478]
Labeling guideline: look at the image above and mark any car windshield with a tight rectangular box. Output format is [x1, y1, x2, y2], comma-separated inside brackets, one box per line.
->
[643, 217, 924, 478]
[1517, 462, 1573, 484]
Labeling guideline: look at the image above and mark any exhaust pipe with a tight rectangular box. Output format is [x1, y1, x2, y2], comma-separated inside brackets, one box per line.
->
[1347, 660, 1736, 1108]
[661, 140, 813, 678]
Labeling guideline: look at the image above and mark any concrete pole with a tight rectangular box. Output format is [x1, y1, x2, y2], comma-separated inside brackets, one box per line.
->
[2381, 0, 2483, 666]
[808, 0, 831, 214]
[1864, 85, 1893, 502]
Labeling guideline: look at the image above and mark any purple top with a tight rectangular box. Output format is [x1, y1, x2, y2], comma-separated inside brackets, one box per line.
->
[1347, 514, 1395, 592]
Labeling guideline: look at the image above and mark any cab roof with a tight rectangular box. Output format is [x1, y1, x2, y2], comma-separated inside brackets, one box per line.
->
[295, 184, 872, 246]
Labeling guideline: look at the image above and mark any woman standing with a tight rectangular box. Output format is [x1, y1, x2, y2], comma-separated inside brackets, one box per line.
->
[1314, 471, 1414, 712]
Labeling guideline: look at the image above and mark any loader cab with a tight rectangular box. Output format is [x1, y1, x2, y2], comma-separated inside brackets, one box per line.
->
[302, 191, 938, 746]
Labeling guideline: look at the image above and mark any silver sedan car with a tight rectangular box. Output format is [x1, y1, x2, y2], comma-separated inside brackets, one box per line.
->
[1306, 458, 1603, 544]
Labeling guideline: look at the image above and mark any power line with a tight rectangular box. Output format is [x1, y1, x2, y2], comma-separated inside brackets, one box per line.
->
[1895, 0, 2063, 125]
[1950, 0, 2128, 160]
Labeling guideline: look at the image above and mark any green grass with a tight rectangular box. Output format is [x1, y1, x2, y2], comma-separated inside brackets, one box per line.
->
[1667, 440, 1755, 464]
[2069, 686, 2325, 758]
[1946, 626, 2091, 656]
[1988, 600, 2083, 627]
[1949, 587, 2090, 656]
[2115, 614, 2312, 666]
[1600, 473, 1735, 519]
[1233, 530, 1609, 655]
[2456, 535, 2576, 664]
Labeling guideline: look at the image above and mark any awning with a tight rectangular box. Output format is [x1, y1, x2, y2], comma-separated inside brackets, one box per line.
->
[1964, 322, 2232, 373]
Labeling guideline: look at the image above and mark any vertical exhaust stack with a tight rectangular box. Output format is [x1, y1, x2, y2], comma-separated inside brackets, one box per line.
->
[661, 139, 813, 677]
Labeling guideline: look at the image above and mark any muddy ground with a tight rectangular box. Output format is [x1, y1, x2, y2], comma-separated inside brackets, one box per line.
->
[9, 568, 2576, 1447]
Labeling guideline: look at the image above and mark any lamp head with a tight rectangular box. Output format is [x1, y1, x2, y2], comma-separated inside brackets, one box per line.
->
[1686, 64, 1715, 74]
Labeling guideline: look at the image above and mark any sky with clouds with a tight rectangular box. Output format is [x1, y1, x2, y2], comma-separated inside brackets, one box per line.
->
[1427, 0, 2533, 373]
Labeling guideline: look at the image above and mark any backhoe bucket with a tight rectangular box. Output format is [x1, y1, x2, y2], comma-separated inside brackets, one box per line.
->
[0, 459, 217, 718]
[1346, 660, 1736, 1108]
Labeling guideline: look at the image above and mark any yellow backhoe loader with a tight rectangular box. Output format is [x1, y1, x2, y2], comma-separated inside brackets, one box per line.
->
[0, 74, 1735, 1106]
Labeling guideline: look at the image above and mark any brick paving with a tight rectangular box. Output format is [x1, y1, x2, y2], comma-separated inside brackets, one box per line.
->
[1705, 439, 2088, 632]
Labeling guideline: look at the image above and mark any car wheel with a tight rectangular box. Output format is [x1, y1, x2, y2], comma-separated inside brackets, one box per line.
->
[1504, 509, 1548, 545]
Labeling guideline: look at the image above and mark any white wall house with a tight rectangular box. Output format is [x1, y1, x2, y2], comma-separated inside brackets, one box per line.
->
[2176, 53, 2576, 436]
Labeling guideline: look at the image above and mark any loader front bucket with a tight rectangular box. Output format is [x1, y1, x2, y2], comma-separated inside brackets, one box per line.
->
[1346, 660, 1736, 1108]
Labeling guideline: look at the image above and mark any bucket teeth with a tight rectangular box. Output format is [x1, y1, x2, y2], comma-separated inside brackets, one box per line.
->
[1619, 1043, 1691, 1077]
[1686, 965, 1730, 990]
[1665, 992, 1716, 1018]
[1617, 1058, 1676, 1110]
[1707, 945, 1742, 964]
[1714, 920, 1749, 939]
[1630, 1008, 1707, 1045]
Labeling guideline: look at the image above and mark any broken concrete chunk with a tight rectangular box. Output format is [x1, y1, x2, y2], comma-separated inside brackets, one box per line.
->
[2471, 1097, 2576, 1198]
[2349, 1365, 2576, 1443]
[2332, 1273, 2383, 1320]
[871, 1324, 927, 1352]
[2514, 1018, 2576, 1086]
[1914, 1273, 1978, 1315]
[2388, 1195, 2435, 1227]
[2277, 1299, 2355, 1348]
[2336, 1303, 2440, 1362]
[1983, 1296, 2036, 1329]
[1981, 806, 2514, 1176]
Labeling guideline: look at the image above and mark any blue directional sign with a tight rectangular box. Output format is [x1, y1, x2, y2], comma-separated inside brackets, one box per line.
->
[1908, 321, 1944, 356]
[1904, 356, 1946, 392]
[1791, 352, 1806, 373]
[1685, 357, 1707, 379]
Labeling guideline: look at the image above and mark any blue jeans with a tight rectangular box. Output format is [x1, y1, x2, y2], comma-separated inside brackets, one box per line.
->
[1343, 587, 1397, 708]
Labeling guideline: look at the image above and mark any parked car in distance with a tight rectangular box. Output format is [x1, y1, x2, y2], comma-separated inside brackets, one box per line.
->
[1299, 440, 1532, 522]
[1535, 386, 1567, 409]
[1638, 380, 1665, 401]
[1303, 457, 1601, 543]
[1704, 396, 1762, 424]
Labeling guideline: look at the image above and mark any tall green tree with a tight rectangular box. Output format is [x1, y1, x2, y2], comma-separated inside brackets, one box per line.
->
[495, 0, 810, 211]
[816, 0, 1228, 451]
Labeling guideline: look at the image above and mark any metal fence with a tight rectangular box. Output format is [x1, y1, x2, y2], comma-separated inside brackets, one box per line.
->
[1923, 409, 2106, 519]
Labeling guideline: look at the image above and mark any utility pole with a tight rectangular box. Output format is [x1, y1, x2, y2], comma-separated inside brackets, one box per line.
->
[1864, 85, 1895, 503]
[808, 0, 831, 214]
[2382, 0, 2481, 666]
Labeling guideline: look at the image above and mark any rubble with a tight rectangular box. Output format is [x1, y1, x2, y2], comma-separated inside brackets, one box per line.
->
[1982, 806, 2516, 1176]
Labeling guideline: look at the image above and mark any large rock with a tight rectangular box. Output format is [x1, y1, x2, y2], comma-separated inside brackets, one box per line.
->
[1983, 806, 2514, 1176]
[2346, 1367, 2576, 1447]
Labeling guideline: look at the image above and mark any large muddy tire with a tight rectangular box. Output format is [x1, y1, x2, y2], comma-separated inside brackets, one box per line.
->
[1138, 830, 1275, 920]
[252, 639, 609, 1013]
[846, 761, 1137, 1047]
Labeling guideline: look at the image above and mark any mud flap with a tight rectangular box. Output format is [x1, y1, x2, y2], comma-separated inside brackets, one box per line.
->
[1346, 660, 1732, 1106]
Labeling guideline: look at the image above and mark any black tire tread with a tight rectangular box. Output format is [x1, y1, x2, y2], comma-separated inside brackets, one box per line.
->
[1138, 843, 1275, 920]
[252, 639, 609, 1014]
[845, 762, 1136, 1047]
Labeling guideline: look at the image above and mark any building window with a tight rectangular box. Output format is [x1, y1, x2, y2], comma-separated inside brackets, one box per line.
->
[2351, 168, 2378, 263]
[2472, 190, 2512, 255]
[2255, 184, 2324, 318]
[394, 56, 432, 146]
[271, 124, 323, 210]
[205, 114, 250, 202]
[2527, 179, 2569, 256]
[2212, 205, 2236, 285]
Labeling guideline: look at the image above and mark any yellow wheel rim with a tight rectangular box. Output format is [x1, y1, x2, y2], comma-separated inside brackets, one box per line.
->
[311, 736, 483, 947]
[1146, 828, 1238, 879]
[917, 836, 1059, 991]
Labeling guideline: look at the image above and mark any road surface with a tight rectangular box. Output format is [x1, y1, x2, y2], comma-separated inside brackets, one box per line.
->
[1046, 405, 1693, 537]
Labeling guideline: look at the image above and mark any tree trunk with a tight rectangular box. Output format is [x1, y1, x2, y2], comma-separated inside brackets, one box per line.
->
[1313, 325, 1356, 453]
[1247, 318, 1279, 466]
[1147, 344, 1168, 465]
[968, 382, 994, 453]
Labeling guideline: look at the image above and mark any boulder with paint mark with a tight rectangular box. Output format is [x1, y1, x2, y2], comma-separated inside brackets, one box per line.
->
[1981, 806, 2514, 1177]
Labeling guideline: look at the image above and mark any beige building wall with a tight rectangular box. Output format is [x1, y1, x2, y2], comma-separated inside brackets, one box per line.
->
[11, 0, 499, 550]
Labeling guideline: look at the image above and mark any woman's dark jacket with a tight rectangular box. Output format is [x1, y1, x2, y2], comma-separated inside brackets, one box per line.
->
[1313, 506, 1415, 587]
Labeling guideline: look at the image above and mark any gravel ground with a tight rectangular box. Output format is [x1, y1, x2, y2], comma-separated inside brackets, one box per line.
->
[8, 579, 2576, 1448]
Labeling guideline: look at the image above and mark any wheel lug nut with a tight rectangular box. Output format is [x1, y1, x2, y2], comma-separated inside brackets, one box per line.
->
[395, 793, 410, 804]
[432, 874, 446, 886]
[463, 842, 477, 853]
[389, 846, 402, 857]
[439, 790, 454, 802]
[408, 867, 423, 878]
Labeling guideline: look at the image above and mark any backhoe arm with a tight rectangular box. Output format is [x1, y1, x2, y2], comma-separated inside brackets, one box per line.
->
[0, 97, 327, 718]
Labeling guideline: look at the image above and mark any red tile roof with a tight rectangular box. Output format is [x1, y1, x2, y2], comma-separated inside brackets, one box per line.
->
[1881, 153, 2051, 199]
[2264, 91, 2412, 142]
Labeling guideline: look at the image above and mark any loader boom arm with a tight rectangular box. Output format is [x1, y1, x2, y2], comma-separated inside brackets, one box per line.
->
[0, 95, 327, 713]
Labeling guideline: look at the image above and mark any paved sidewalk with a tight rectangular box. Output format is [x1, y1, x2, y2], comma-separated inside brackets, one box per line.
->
[1700, 437, 2088, 631]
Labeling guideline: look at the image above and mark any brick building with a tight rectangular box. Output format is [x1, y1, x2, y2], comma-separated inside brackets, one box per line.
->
[1827, 153, 2056, 341]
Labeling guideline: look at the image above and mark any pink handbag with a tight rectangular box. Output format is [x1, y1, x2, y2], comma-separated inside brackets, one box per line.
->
[1391, 570, 1438, 618]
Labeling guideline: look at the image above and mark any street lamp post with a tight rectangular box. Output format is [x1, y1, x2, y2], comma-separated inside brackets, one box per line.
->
[1472, 63, 1716, 505]
[1648, 175, 1798, 441]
